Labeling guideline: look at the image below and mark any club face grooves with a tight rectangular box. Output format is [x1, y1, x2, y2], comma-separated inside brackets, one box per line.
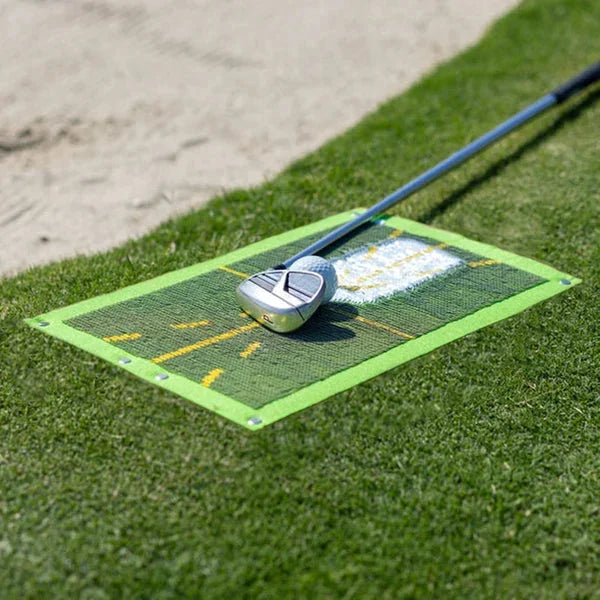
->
[237, 270, 325, 333]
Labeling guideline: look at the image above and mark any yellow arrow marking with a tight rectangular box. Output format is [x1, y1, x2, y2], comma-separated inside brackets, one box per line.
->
[240, 342, 261, 358]
[202, 368, 224, 388]
[219, 265, 249, 278]
[468, 259, 499, 268]
[151, 322, 260, 364]
[103, 332, 142, 343]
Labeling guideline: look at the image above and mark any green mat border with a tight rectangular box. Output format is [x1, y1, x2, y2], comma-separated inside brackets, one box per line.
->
[25, 210, 581, 430]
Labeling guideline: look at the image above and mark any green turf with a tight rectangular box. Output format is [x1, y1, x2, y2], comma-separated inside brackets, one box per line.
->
[2, 0, 600, 596]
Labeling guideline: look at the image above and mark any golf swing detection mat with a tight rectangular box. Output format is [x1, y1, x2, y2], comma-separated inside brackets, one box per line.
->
[26, 211, 580, 429]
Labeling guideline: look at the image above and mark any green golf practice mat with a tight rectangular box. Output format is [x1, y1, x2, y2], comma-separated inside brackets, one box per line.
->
[26, 210, 580, 429]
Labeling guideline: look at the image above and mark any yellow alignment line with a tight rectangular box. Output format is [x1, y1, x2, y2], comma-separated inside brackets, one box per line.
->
[416, 267, 444, 278]
[219, 265, 248, 278]
[355, 243, 447, 284]
[202, 368, 224, 388]
[361, 230, 405, 263]
[388, 243, 448, 268]
[330, 307, 414, 340]
[240, 341, 261, 358]
[151, 322, 260, 364]
[361, 228, 403, 262]
[355, 269, 383, 284]
[170, 320, 210, 330]
[337, 270, 352, 286]
[355, 315, 415, 339]
[468, 259, 499, 268]
[365, 246, 378, 259]
[340, 283, 385, 291]
[103, 332, 142, 343]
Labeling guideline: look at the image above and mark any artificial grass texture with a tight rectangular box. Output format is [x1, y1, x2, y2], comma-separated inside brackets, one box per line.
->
[1, 0, 599, 596]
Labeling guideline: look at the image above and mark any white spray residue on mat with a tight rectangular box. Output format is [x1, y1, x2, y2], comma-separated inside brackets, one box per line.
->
[331, 236, 463, 304]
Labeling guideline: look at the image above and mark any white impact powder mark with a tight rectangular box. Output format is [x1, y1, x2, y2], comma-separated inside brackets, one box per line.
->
[331, 237, 463, 304]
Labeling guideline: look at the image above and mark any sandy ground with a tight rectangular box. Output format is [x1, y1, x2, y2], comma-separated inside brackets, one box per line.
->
[0, 0, 520, 277]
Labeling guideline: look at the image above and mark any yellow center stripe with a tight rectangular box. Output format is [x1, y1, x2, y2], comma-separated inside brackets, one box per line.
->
[354, 315, 414, 339]
[355, 269, 384, 284]
[416, 267, 444, 278]
[170, 320, 210, 330]
[388, 243, 447, 269]
[240, 342, 261, 358]
[468, 259, 499, 268]
[202, 368, 224, 388]
[340, 283, 385, 291]
[103, 332, 142, 343]
[330, 308, 414, 339]
[151, 322, 260, 364]
[219, 265, 249, 278]
[389, 229, 403, 239]
[355, 243, 447, 284]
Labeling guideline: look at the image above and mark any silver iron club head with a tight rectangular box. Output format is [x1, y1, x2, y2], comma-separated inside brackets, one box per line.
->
[237, 269, 325, 333]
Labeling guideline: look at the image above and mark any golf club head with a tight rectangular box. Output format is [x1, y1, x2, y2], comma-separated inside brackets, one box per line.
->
[237, 269, 325, 333]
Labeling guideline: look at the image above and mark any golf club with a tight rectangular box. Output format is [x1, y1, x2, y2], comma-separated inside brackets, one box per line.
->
[238, 60, 600, 333]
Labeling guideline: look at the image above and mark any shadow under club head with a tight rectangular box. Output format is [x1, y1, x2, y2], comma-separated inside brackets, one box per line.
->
[237, 269, 325, 333]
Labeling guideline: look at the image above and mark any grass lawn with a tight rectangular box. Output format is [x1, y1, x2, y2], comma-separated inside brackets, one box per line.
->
[1, 0, 599, 597]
